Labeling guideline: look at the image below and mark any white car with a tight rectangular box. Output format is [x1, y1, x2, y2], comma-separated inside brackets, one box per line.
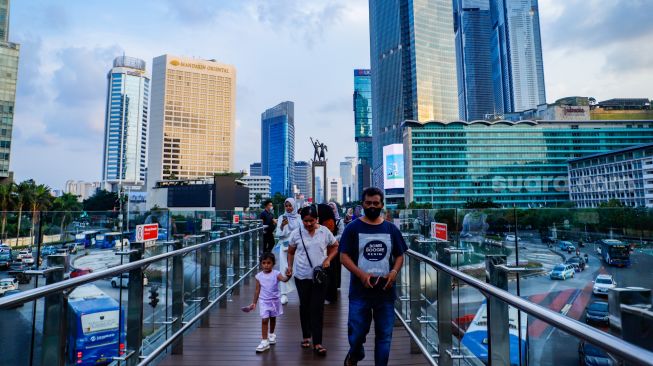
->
[505, 235, 521, 242]
[110, 273, 149, 288]
[17, 249, 30, 261]
[593, 274, 616, 295]
[22, 254, 35, 265]
[0, 277, 18, 295]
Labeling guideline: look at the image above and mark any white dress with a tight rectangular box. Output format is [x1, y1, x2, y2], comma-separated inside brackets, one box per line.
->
[275, 213, 300, 297]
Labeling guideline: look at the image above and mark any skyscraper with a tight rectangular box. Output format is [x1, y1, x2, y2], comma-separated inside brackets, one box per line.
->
[454, 0, 495, 121]
[490, 0, 546, 114]
[353, 69, 372, 197]
[339, 158, 356, 203]
[101, 56, 150, 192]
[249, 162, 262, 176]
[261, 101, 294, 196]
[294, 161, 311, 200]
[0, 0, 18, 180]
[147, 55, 236, 186]
[369, 0, 459, 187]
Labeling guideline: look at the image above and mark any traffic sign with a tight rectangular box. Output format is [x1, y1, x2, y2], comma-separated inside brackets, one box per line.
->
[136, 224, 159, 242]
[232, 215, 240, 224]
[201, 219, 212, 232]
[431, 222, 448, 241]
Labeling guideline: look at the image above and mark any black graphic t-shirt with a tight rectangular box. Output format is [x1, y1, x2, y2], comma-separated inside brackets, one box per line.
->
[339, 219, 407, 300]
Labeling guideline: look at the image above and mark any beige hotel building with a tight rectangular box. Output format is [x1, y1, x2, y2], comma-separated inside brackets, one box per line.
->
[147, 54, 236, 187]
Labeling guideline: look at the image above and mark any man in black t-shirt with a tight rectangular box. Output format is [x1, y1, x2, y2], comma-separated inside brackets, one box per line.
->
[259, 199, 277, 253]
[340, 187, 407, 366]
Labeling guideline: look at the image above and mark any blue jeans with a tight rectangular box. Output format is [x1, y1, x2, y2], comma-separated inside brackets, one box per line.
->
[347, 297, 395, 366]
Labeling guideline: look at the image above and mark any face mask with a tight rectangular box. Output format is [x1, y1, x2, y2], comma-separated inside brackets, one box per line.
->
[364, 207, 382, 220]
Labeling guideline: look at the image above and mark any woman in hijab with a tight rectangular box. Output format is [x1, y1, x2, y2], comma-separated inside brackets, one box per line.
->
[276, 197, 301, 304]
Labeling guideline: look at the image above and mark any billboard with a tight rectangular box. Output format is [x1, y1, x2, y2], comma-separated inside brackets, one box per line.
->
[383, 144, 404, 189]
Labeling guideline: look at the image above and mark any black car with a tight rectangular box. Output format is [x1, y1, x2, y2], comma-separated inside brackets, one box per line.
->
[585, 301, 609, 326]
[566, 256, 586, 272]
[578, 341, 615, 366]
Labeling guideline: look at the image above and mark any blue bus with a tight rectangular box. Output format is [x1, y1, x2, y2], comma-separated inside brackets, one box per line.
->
[598, 239, 630, 267]
[75, 231, 100, 248]
[461, 301, 528, 366]
[67, 285, 125, 365]
[95, 232, 125, 250]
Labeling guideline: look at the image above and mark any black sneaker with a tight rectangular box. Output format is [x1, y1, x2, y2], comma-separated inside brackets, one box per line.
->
[344, 353, 358, 366]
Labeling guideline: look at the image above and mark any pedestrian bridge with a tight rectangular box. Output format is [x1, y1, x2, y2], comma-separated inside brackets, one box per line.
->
[1, 223, 652, 366]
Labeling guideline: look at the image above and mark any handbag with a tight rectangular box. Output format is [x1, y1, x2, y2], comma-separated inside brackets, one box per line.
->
[299, 228, 328, 285]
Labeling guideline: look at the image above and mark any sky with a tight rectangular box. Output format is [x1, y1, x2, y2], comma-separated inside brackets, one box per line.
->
[8, 0, 653, 190]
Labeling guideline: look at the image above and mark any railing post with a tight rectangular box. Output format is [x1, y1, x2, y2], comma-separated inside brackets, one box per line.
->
[171, 240, 184, 354]
[485, 254, 510, 366]
[409, 254, 422, 354]
[126, 241, 145, 366]
[199, 238, 210, 328]
[219, 231, 228, 308]
[243, 225, 251, 285]
[435, 245, 454, 366]
[41, 255, 66, 366]
[232, 228, 241, 297]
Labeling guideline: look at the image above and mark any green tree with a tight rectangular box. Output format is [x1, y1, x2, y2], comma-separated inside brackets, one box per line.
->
[15, 180, 36, 243]
[83, 190, 119, 211]
[29, 184, 53, 244]
[52, 193, 83, 240]
[253, 193, 263, 207]
[0, 183, 16, 239]
[463, 198, 500, 209]
[599, 199, 625, 208]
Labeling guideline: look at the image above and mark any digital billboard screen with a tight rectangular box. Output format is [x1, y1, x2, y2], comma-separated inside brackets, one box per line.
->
[383, 144, 404, 189]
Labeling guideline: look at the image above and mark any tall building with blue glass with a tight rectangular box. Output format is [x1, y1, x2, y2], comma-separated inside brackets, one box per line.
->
[353, 69, 372, 197]
[454, 0, 495, 121]
[369, 0, 459, 188]
[0, 0, 18, 180]
[102, 56, 150, 192]
[403, 120, 653, 207]
[490, 0, 546, 114]
[261, 101, 294, 196]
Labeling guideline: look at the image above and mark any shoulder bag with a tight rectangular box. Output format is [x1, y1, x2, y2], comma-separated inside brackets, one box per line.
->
[299, 228, 328, 285]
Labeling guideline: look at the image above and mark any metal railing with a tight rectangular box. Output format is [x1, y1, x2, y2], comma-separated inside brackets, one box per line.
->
[0, 223, 265, 366]
[395, 245, 653, 366]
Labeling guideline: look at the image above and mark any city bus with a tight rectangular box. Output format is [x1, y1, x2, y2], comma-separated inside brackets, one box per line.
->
[67, 285, 125, 366]
[460, 301, 528, 366]
[95, 232, 126, 250]
[75, 230, 100, 248]
[598, 239, 631, 267]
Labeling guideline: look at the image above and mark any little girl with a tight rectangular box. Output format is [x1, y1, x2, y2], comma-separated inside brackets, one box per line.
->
[245, 252, 291, 352]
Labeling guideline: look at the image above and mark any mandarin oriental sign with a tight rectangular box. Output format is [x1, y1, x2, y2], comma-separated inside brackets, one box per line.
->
[169, 59, 230, 73]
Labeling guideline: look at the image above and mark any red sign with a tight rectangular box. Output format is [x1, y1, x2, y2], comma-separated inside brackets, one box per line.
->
[136, 224, 159, 242]
[232, 215, 240, 224]
[431, 222, 448, 241]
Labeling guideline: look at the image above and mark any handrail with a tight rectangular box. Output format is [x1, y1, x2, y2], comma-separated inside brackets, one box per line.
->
[0, 226, 264, 309]
[394, 308, 438, 366]
[405, 249, 653, 366]
[137, 264, 259, 365]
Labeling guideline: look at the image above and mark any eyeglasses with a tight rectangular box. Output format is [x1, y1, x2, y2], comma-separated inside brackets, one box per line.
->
[363, 200, 383, 207]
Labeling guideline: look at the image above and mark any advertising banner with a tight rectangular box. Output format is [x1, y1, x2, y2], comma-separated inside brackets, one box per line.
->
[383, 144, 404, 189]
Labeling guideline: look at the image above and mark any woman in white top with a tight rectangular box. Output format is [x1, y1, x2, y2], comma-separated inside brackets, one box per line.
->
[286, 205, 338, 355]
[275, 197, 301, 304]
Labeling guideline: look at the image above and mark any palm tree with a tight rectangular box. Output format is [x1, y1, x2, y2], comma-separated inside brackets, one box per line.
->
[30, 184, 53, 245]
[0, 183, 16, 239]
[52, 193, 82, 241]
[15, 180, 35, 245]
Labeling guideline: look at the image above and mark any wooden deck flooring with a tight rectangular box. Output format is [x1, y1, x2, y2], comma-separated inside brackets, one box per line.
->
[159, 269, 429, 366]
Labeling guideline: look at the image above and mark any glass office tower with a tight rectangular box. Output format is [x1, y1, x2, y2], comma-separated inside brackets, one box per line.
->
[491, 0, 546, 114]
[353, 69, 372, 197]
[101, 56, 150, 192]
[454, 0, 495, 121]
[403, 120, 653, 207]
[369, 0, 458, 187]
[0, 0, 18, 179]
[261, 101, 295, 196]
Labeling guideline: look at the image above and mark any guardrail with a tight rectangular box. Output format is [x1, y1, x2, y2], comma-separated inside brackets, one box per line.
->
[0, 224, 265, 366]
[395, 246, 653, 366]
